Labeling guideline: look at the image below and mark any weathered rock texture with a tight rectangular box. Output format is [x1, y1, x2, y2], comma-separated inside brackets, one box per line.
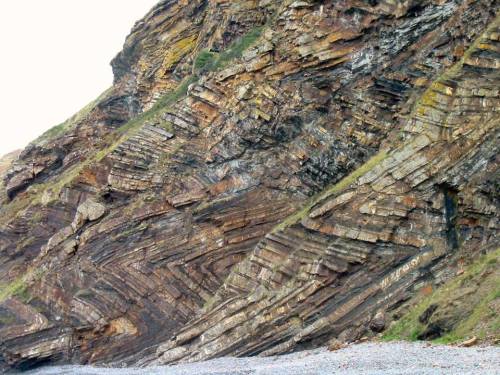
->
[0, 0, 498, 371]
[0, 151, 20, 178]
[383, 248, 500, 344]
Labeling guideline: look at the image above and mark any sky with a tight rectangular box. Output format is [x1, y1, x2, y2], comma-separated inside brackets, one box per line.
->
[0, 0, 158, 157]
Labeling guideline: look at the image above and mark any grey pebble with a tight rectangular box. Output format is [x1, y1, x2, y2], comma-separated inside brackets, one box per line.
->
[24, 342, 500, 375]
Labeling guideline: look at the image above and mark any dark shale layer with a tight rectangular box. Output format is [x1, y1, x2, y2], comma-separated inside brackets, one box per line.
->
[0, 0, 498, 371]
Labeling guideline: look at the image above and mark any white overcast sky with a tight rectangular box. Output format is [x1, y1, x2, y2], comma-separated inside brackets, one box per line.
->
[0, 0, 158, 157]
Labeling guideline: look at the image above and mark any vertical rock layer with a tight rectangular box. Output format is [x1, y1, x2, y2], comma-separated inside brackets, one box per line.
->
[0, 0, 498, 371]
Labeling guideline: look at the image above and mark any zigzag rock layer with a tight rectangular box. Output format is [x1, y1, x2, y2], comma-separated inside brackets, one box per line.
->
[0, 0, 498, 371]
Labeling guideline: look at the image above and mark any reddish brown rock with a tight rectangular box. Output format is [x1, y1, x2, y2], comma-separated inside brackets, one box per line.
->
[0, 0, 498, 371]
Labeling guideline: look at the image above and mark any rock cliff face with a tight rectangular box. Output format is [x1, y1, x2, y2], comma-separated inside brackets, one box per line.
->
[0, 0, 498, 371]
[0, 151, 20, 183]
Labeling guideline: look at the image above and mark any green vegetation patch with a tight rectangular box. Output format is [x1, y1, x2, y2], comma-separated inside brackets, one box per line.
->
[0, 314, 16, 326]
[1, 26, 267, 225]
[273, 151, 389, 232]
[97, 27, 265, 162]
[34, 87, 112, 144]
[115, 74, 199, 138]
[96, 74, 199, 162]
[193, 26, 264, 74]
[217, 27, 264, 67]
[0, 276, 28, 303]
[382, 248, 500, 344]
[194, 49, 219, 73]
[0, 267, 46, 304]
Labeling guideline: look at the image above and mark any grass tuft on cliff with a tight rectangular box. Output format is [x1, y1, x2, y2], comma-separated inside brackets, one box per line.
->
[100, 26, 265, 160]
[193, 26, 264, 74]
[1, 26, 267, 215]
[194, 49, 219, 73]
[273, 150, 389, 231]
[34, 87, 113, 144]
[217, 27, 264, 67]
[382, 248, 500, 344]
[0, 276, 28, 303]
[0, 267, 44, 304]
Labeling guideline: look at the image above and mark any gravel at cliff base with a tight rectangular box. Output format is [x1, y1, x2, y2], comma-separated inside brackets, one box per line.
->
[26, 341, 500, 375]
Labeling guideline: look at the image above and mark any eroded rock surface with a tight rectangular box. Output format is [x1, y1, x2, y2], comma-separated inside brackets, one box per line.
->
[0, 0, 498, 371]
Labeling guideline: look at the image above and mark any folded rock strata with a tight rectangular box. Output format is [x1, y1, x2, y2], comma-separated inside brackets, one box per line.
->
[0, 0, 498, 371]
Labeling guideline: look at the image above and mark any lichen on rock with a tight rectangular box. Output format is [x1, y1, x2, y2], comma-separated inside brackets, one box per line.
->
[0, 0, 499, 371]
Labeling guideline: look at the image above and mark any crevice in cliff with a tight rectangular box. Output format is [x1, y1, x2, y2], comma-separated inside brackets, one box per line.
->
[441, 184, 459, 250]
